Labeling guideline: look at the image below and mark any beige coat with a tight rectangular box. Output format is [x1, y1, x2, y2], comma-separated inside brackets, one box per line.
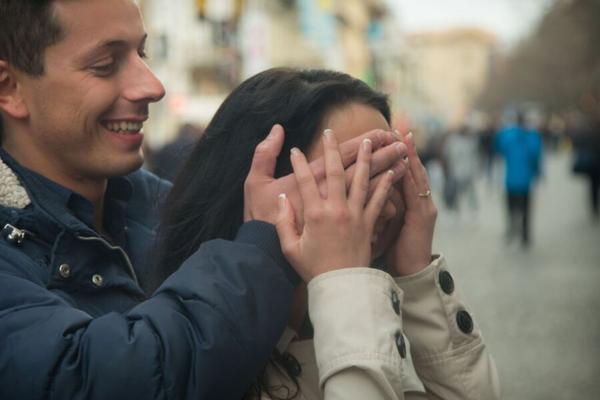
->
[255, 255, 500, 400]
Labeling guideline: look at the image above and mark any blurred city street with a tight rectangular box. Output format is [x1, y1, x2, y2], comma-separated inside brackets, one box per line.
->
[433, 150, 600, 399]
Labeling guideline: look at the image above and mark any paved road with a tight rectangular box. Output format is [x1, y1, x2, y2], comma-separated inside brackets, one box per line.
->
[431, 150, 600, 399]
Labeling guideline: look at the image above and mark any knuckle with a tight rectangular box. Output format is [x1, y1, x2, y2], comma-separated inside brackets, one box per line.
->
[305, 208, 322, 222]
[327, 168, 345, 179]
[296, 173, 313, 186]
[331, 207, 350, 224]
[281, 242, 294, 257]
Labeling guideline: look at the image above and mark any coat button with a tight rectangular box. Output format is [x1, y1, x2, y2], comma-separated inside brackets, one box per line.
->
[456, 310, 474, 334]
[439, 270, 454, 295]
[92, 274, 104, 287]
[395, 331, 406, 358]
[391, 291, 400, 315]
[58, 264, 71, 279]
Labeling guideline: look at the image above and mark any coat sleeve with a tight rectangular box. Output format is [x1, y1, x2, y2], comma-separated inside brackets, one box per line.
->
[305, 257, 500, 400]
[397, 255, 501, 400]
[307, 268, 408, 400]
[0, 221, 296, 400]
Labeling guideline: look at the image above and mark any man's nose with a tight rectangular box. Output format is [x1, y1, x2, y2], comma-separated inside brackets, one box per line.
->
[123, 56, 166, 104]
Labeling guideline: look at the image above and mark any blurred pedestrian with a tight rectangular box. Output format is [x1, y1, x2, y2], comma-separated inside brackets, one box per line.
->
[495, 111, 543, 247]
[569, 114, 600, 219]
[444, 126, 479, 219]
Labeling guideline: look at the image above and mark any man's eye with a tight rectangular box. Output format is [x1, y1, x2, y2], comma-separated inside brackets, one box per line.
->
[91, 62, 116, 76]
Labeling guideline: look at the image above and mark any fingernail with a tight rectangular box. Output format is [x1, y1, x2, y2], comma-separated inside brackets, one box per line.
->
[362, 138, 372, 152]
[268, 124, 279, 138]
[278, 193, 287, 209]
[322, 128, 334, 140]
[407, 132, 414, 141]
[290, 147, 301, 156]
[387, 169, 395, 176]
[391, 129, 401, 141]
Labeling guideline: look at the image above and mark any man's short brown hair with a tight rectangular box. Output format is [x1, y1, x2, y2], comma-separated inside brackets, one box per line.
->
[0, 0, 65, 75]
[0, 0, 65, 140]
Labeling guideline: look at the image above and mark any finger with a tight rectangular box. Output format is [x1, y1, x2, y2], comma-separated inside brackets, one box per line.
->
[365, 160, 407, 201]
[322, 129, 347, 201]
[348, 137, 372, 209]
[275, 193, 299, 255]
[345, 141, 407, 188]
[291, 147, 322, 209]
[338, 129, 394, 167]
[364, 170, 395, 227]
[402, 167, 420, 210]
[405, 132, 431, 191]
[247, 124, 285, 183]
[308, 129, 395, 185]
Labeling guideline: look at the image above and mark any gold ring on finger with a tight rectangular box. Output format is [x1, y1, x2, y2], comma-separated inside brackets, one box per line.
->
[417, 190, 431, 198]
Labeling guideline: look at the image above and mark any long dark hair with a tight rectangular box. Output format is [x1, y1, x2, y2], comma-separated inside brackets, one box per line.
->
[151, 67, 390, 398]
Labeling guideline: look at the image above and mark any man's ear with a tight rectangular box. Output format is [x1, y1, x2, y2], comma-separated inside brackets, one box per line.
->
[0, 60, 29, 119]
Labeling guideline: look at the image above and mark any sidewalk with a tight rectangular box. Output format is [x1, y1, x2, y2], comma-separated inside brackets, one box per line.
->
[432, 151, 600, 399]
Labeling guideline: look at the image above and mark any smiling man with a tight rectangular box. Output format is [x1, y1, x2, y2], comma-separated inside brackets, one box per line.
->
[0, 1, 406, 399]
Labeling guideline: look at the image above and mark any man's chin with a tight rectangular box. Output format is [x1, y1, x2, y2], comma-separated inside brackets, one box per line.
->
[101, 155, 145, 178]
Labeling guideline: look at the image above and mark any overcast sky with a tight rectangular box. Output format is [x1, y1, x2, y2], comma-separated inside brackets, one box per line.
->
[389, 0, 556, 46]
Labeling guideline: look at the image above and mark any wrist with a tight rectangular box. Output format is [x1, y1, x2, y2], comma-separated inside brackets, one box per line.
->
[386, 254, 432, 277]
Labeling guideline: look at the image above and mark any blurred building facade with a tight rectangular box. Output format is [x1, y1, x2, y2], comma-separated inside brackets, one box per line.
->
[397, 28, 497, 129]
[138, 0, 388, 146]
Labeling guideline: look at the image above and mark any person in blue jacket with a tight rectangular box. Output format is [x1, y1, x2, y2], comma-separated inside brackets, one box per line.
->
[495, 111, 543, 247]
[0, 1, 406, 399]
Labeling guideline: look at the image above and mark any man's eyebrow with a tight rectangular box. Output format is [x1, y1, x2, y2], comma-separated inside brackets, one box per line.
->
[77, 33, 148, 63]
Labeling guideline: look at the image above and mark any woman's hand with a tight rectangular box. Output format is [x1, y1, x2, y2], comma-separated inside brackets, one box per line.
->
[385, 132, 438, 276]
[276, 129, 398, 283]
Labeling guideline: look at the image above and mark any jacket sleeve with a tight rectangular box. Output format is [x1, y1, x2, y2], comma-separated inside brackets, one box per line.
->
[0, 221, 296, 400]
[305, 257, 500, 400]
[397, 255, 501, 400]
[307, 268, 409, 400]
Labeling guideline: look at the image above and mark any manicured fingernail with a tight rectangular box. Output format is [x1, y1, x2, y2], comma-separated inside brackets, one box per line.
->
[278, 193, 287, 209]
[407, 132, 414, 141]
[362, 138, 372, 152]
[387, 169, 395, 176]
[322, 128, 335, 141]
[268, 124, 279, 138]
[391, 129, 401, 141]
[290, 147, 301, 156]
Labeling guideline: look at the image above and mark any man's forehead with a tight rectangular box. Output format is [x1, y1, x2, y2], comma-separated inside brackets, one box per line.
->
[53, 0, 143, 36]
[50, 0, 145, 52]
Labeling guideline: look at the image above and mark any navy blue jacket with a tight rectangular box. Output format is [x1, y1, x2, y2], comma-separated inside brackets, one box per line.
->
[0, 149, 296, 399]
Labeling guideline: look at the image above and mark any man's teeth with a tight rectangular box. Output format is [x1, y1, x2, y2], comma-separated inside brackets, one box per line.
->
[105, 121, 143, 133]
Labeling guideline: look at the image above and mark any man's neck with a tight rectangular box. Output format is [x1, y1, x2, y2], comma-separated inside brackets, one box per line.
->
[2, 143, 108, 231]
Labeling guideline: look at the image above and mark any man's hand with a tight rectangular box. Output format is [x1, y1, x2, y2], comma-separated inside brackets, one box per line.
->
[243, 124, 407, 226]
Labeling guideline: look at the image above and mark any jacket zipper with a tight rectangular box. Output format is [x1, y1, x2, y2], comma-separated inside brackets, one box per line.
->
[76, 235, 139, 286]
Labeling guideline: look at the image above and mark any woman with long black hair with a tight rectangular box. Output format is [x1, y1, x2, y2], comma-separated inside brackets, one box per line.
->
[151, 68, 500, 400]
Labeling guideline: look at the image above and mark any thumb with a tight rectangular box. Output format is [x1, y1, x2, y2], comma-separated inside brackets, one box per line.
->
[275, 193, 299, 256]
[247, 124, 285, 182]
